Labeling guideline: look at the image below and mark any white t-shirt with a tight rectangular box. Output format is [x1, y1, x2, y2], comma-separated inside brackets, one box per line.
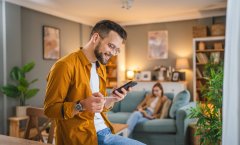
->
[90, 62, 108, 132]
[147, 96, 159, 113]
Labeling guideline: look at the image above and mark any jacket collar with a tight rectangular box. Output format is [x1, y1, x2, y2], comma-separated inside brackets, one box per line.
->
[78, 48, 105, 79]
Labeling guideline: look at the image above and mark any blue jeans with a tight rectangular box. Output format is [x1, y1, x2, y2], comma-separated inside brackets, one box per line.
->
[97, 128, 146, 145]
[127, 109, 153, 135]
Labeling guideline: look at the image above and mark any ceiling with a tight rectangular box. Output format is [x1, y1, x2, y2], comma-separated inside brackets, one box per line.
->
[6, 0, 227, 26]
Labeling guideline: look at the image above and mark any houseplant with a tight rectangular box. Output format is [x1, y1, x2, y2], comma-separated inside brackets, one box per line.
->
[189, 60, 224, 145]
[0, 62, 39, 116]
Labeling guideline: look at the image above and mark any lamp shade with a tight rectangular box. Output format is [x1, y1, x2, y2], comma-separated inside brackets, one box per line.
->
[126, 70, 134, 80]
[176, 58, 190, 70]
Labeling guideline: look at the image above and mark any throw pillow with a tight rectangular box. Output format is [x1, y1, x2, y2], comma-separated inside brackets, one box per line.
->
[159, 99, 172, 119]
[169, 90, 190, 118]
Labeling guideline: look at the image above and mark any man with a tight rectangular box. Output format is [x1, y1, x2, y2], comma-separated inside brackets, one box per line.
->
[44, 20, 145, 145]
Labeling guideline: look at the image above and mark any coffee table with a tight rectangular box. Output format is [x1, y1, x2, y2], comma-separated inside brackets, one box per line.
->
[112, 123, 128, 137]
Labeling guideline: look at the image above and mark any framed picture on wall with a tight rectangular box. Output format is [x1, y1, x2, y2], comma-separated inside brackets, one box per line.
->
[148, 30, 168, 59]
[43, 26, 60, 60]
[140, 71, 151, 81]
[171, 71, 180, 82]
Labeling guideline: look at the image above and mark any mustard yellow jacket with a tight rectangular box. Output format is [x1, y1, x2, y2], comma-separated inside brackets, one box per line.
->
[44, 49, 114, 145]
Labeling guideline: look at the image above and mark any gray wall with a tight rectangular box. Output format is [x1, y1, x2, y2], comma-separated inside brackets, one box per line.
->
[0, 0, 4, 134]
[0, 2, 22, 134]
[21, 8, 82, 107]
[125, 17, 225, 97]
[80, 24, 92, 46]
[5, 2, 22, 132]
[0, 3, 91, 134]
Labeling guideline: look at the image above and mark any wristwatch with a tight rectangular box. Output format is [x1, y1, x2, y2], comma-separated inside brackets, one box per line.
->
[75, 101, 84, 112]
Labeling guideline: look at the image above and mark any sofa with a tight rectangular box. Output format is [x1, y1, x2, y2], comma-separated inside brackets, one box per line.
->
[107, 90, 196, 145]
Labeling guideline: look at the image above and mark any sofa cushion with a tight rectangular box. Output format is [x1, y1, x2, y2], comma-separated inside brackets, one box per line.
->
[169, 90, 190, 118]
[165, 93, 175, 101]
[120, 91, 146, 112]
[159, 99, 172, 119]
[134, 119, 177, 133]
[107, 112, 132, 124]
[145, 91, 174, 101]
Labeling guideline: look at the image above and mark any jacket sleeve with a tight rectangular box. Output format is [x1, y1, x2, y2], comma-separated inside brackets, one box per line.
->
[137, 94, 150, 109]
[44, 61, 77, 120]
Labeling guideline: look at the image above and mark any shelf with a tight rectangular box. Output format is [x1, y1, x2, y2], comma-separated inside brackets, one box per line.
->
[196, 49, 224, 53]
[197, 77, 208, 80]
[193, 36, 225, 42]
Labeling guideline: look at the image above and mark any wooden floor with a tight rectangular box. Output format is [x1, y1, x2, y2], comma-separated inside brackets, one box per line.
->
[0, 135, 51, 145]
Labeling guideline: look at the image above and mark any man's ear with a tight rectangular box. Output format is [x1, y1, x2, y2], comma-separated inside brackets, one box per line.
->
[91, 33, 100, 44]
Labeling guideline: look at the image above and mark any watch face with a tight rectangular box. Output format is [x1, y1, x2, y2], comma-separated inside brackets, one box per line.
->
[76, 103, 83, 112]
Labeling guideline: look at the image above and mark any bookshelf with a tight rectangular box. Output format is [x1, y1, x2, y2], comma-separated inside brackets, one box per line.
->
[193, 36, 225, 102]
[106, 44, 126, 88]
[106, 56, 118, 88]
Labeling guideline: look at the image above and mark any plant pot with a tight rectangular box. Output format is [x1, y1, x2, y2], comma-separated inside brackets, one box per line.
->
[16, 106, 30, 117]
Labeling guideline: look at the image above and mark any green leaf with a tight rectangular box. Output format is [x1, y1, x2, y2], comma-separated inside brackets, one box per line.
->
[10, 67, 24, 81]
[17, 85, 27, 93]
[0, 85, 20, 98]
[21, 62, 35, 73]
[29, 79, 38, 84]
[25, 88, 39, 99]
[19, 77, 29, 87]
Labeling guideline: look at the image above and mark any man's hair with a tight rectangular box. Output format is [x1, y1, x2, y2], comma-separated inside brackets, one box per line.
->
[90, 20, 127, 41]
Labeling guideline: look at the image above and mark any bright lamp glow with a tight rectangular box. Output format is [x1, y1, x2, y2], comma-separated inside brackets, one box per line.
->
[126, 70, 134, 80]
[176, 58, 190, 70]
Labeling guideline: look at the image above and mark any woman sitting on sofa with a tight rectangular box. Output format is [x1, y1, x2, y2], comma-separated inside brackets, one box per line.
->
[126, 82, 171, 136]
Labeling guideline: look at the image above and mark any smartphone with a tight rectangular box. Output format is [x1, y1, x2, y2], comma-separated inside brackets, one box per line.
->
[113, 81, 138, 94]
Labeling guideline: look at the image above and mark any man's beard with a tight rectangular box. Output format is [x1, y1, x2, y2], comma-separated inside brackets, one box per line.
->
[94, 42, 112, 65]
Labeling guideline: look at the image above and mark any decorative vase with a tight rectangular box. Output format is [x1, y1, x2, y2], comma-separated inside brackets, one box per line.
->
[198, 41, 205, 50]
[16, 106, 30, 117]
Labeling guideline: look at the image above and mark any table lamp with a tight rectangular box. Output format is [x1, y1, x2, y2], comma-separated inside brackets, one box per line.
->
[126, 70, 134, 80]
[176, 58, 190, 81]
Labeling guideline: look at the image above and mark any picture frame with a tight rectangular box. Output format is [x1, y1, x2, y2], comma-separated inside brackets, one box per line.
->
[171, 71, 180, 82]
[43, 25, 60, 60]
[148, 31, 168, 59]
[135, 72, 141, 81]
[140, 71, 151, 81]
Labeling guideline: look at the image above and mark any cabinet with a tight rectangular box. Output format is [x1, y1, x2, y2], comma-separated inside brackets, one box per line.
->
[193, 36, 225, 101]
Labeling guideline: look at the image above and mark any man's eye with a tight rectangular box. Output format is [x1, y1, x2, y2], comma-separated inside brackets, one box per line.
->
[109, 43, 115, 49]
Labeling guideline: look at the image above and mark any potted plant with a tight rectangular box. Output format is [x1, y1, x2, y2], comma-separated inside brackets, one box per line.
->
[189, 60, 223, 145]
[0, 62, 39, 117]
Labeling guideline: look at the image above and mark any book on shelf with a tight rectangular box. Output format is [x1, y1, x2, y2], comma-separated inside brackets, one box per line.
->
[196, 53, 209, 64]
[196, 68, 203, 78]
[210, 52, 221, 64]
[197, 80, 203, 88]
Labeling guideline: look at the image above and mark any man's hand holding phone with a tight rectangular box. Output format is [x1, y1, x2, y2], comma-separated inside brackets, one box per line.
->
[104, 81, 137, 109]
[104, 87, 131, 109]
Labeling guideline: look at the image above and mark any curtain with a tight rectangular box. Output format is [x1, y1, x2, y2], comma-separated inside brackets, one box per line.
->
[222, 0, 240, 144]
